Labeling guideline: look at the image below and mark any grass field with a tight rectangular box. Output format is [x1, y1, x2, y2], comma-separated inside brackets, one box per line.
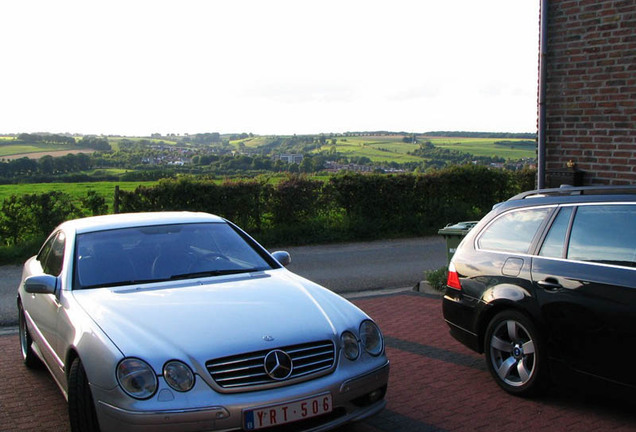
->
[0, 181, 157, 205]
[0, 174, 332, 208]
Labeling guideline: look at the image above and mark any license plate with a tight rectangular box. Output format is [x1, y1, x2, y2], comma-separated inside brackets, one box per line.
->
[243, 393, 332, 430]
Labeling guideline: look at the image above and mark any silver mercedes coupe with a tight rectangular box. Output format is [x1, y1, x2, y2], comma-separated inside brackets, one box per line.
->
[17, 212, 389, 432]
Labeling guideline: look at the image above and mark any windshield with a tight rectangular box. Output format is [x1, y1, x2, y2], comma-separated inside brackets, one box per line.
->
[74, 222, 276, 289]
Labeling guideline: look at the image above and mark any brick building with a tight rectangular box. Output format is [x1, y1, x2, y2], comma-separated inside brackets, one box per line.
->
[539, 0, 635, 186]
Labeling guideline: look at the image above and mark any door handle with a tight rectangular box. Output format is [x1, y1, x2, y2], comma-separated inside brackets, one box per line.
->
[537, 278, 563, 291]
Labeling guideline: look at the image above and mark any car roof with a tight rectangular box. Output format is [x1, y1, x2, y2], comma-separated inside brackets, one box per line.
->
[58, 212, 226, 234]
[495, 185, 636, 213]
[509, 185, 636, 201]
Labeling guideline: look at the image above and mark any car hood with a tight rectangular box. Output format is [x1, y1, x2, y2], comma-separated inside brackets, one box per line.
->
[72, 269, 367, 372]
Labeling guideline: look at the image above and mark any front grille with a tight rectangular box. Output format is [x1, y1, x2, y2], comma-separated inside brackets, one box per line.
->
[206, 340, 335, 390]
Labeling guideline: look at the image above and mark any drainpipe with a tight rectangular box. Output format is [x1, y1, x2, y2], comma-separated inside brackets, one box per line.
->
[537, 0, 549, 189]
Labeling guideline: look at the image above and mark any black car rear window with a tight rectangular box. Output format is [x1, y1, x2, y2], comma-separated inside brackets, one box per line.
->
[478, 208, 551, 254]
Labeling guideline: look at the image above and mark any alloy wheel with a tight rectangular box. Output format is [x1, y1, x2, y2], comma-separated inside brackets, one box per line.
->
[488, 318, 536, 387]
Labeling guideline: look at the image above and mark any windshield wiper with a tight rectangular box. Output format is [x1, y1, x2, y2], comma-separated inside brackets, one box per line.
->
[168, 268, 260, 280]
[80, 279, 164, 289]
[80, 269, 262, 288]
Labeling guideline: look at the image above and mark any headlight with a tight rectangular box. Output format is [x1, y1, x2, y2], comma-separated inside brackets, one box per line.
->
[163, 360, 195, 392]
[117, 358, 158, 399]
[360, 320, 384, 356]
[341, 331, 360, 360]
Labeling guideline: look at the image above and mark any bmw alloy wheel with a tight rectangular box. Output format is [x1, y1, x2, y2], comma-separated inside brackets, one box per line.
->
[485, 310, 547, 396]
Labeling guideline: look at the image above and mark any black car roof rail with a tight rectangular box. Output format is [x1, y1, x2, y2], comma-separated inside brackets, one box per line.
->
[509, 185, 636, 201]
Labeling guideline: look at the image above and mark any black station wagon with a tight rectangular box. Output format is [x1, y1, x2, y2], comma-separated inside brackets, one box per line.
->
[442, 186, 636, 397]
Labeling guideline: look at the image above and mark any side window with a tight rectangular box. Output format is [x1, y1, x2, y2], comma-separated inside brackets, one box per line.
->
[568, 205, 636, 267]
[478, 208, 551, 253]
[539, 207, 574, 258]
[37, 235, 56, 265]
[42, 232, 66, 276]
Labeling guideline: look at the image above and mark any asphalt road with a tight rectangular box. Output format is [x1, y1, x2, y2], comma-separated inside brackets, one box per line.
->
[0, 236, 447, 327]
[283, 236, 446, 292]
[0, 265, 22, 327]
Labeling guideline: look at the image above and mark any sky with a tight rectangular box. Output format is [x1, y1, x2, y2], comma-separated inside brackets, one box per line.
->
[1, 1, 541, 137]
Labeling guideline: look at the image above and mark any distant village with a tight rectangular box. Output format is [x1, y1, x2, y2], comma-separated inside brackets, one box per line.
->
[138, 141, 535, 174]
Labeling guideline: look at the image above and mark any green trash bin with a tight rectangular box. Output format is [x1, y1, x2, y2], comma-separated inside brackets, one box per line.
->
[438, 221, 478, 264]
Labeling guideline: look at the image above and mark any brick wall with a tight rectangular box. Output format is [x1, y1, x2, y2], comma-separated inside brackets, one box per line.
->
[545, 0, 635, 185]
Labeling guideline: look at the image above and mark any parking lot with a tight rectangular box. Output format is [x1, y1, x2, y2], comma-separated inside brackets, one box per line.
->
[1, 291, 635, 432]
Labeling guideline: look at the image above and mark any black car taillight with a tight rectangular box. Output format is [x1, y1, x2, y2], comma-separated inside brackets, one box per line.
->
[446, 262, 462, 290]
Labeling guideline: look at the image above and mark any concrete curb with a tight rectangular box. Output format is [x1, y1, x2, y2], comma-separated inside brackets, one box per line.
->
[412, 280, 444, 297]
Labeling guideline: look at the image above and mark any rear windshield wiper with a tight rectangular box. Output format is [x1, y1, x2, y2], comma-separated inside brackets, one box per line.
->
[168, 268, 261, 280]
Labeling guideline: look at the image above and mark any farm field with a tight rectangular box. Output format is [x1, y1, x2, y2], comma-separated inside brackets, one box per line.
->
[1, 149, 95, 160]
[230, 136, 272, 148]
[0, 137, 92, 159]
[2, 134, 536, 164]
[0, 143, 79, 158]
[0, 136, 178, 157]
[313, 135, 535, 162]
[109, 136, 178, 150]
[424, 136, 536, 158]
[316, 136, 423, 163]
[228, 134, 536, 162]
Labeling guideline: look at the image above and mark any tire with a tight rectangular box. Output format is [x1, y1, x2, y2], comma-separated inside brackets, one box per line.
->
[18, 304, 41, 369]
[484, 310, 548, 397]
[68, 358, 101, 432]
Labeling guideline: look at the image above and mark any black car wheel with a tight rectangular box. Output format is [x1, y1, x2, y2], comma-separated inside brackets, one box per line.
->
[18, 303, 41, 369]
[68, 358, 101, 432]
[485, 310, 548, 396]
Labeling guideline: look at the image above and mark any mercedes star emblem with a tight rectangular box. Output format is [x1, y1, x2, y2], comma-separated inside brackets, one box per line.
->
[264, 349, 293, 380]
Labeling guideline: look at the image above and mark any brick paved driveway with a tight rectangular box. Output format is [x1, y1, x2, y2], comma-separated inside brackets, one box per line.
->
[1, 291, 635, 432]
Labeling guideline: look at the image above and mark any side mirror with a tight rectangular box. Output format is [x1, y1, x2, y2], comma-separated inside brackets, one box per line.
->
[24, 275, 57, 295]
[271, 251, 291, 267]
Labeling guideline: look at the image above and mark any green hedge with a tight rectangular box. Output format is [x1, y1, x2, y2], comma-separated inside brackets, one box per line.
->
[0, 166, 536, 263]
[117, 166, 535, 243]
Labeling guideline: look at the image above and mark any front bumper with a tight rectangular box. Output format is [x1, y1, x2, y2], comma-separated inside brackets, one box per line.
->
[95, 361, 389, 432]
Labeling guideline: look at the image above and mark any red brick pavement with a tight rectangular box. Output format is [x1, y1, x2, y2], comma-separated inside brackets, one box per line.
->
[1, 291, 635, 432]
[0, 336, 69, 431]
